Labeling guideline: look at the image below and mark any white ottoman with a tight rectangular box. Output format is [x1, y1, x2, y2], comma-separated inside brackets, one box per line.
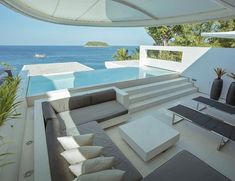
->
[119, 116, 180, 161]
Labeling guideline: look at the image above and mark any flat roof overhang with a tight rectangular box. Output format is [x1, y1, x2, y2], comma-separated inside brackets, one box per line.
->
[1, 0, 235, 27]
[201, 31, 235, 39]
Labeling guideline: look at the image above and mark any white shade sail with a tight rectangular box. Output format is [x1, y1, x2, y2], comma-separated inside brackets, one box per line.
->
[201, 31, 235, 39]
[1, 0, 235, 27]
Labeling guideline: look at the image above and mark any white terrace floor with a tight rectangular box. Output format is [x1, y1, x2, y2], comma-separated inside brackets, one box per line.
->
[106, 92, 235, 180]
[20, 92, 235, 181]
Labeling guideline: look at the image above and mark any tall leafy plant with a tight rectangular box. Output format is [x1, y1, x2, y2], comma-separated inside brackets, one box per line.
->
[0, 76, 21, 126]
[227, 73, 235, 80]
[0, 76, 21, 168]
[214, 67, 226, 79]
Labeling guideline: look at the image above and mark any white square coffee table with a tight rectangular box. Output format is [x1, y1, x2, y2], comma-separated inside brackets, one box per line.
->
[119, 116, 180, 161]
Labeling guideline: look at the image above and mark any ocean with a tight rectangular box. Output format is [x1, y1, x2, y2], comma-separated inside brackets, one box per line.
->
[0, 46, 137, 75]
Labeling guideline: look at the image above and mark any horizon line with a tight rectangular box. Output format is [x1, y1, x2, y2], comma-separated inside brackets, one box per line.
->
[0, 44, 141, 46]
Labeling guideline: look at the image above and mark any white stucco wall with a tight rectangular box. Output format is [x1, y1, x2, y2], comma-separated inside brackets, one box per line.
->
[140, 45, 235, 99]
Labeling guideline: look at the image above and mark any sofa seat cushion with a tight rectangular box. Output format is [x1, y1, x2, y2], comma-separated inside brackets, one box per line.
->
[58, 101, 128, 127]
[77, 121, 142, 181]
[142, 150, 231, 181]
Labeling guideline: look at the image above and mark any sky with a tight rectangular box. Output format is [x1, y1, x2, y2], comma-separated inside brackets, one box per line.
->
[0, 5, 154, 46]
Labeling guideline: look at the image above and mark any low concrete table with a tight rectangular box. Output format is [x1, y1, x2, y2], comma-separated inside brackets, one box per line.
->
[119, 116, 180, 161]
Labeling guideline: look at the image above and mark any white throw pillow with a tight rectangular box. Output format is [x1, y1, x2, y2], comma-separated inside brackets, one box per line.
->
[57, 134, 94, 150]
[69, 157, 115, 176]
[61, 146, 103, 165]
[73, 169, 125, 181]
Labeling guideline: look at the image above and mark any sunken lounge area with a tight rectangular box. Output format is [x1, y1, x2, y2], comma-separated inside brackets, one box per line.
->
[34, 87, 235, 181]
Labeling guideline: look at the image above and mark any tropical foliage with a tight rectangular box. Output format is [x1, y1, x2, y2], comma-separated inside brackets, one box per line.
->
[130, 48, 140, 60]
[0, 71, 20, 168]
[145, 19, 235, 47]
[113, 48, 139, 61]
[147, 50, 182, 62]
[0, 62, 14, 70]
[227, 73, 235, 80]
[214, 67, 226, 79]
[0, 76, 21, 126]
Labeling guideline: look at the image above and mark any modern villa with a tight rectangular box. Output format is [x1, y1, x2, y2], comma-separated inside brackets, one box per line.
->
[0, 1, 235, 181]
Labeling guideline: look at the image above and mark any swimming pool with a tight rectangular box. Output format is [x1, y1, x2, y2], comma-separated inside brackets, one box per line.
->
[27, 67, 173, 96]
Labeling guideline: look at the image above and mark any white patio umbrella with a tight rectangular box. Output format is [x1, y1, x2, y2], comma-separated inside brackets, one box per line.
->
[0, 0, 235, 27]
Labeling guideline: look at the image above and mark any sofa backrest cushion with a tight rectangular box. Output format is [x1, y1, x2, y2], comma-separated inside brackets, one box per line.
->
[69, 95, 92, 110]
[47, 89, 116, 114]
[42, 101, 58, 126]
[45, 118, 74, 181]
[91, 89, 116, 105]
[51, 95, 91, 113]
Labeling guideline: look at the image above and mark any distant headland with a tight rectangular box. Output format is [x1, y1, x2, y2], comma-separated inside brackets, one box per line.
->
[84, 41, 109, 47]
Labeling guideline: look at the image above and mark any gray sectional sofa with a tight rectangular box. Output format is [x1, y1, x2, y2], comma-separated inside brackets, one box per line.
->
[42, 89, 142, 181]
[38, 88, 231, 181]
[42, 89, 128, 129]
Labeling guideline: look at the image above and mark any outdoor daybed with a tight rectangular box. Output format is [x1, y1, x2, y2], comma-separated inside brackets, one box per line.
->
[169, 104, 235, 150]
[193, 96, 235, 114]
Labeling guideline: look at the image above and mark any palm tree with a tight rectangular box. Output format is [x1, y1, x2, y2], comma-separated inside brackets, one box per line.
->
[113, 48, 131, 61]
[130, 48, 140, 60]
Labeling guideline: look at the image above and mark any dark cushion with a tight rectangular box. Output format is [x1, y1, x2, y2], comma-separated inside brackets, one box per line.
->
[57, 101, 128, 127]
[91, 89, 116, 105]
[49, 95, 91, 113]
[68, 94, 91, 110]
[231, 128, 235, 141]
[42, 101, 57, 126]
[77, 121, 142, 181]
[169, 105, 235, 140]
[45, 118, 74, 181]
[142, 150, 231, 181]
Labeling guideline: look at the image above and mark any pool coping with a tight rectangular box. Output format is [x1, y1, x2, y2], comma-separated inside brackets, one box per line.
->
[26, 72, 179, 106]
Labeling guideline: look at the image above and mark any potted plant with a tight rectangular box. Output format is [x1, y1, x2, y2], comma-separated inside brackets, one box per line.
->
[226, 73, 235, 106]
[210, 67, 226, 100]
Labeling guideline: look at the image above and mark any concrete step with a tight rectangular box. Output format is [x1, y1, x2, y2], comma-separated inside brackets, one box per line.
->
[129, 82, 193, 104]
[124, 77, 188, 95]
[129, 87, 197, 113]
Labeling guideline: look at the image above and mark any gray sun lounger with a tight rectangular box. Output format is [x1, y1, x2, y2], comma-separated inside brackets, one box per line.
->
[193, 96, 235, 114]
[168, 104, 235, 150]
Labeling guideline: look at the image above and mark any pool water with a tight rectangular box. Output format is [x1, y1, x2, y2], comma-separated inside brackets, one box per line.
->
[27, 67, 172, 96]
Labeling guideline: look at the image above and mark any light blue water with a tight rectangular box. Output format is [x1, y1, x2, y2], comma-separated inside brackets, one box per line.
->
[28, 67, 172, 96]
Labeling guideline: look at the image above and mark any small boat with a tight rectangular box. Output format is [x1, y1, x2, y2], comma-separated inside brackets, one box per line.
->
[34, 53, 46, 58]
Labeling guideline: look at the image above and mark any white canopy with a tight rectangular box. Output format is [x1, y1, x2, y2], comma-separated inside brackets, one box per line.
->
[201, 31, 235, 39]
[1, 0, 235, 27]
